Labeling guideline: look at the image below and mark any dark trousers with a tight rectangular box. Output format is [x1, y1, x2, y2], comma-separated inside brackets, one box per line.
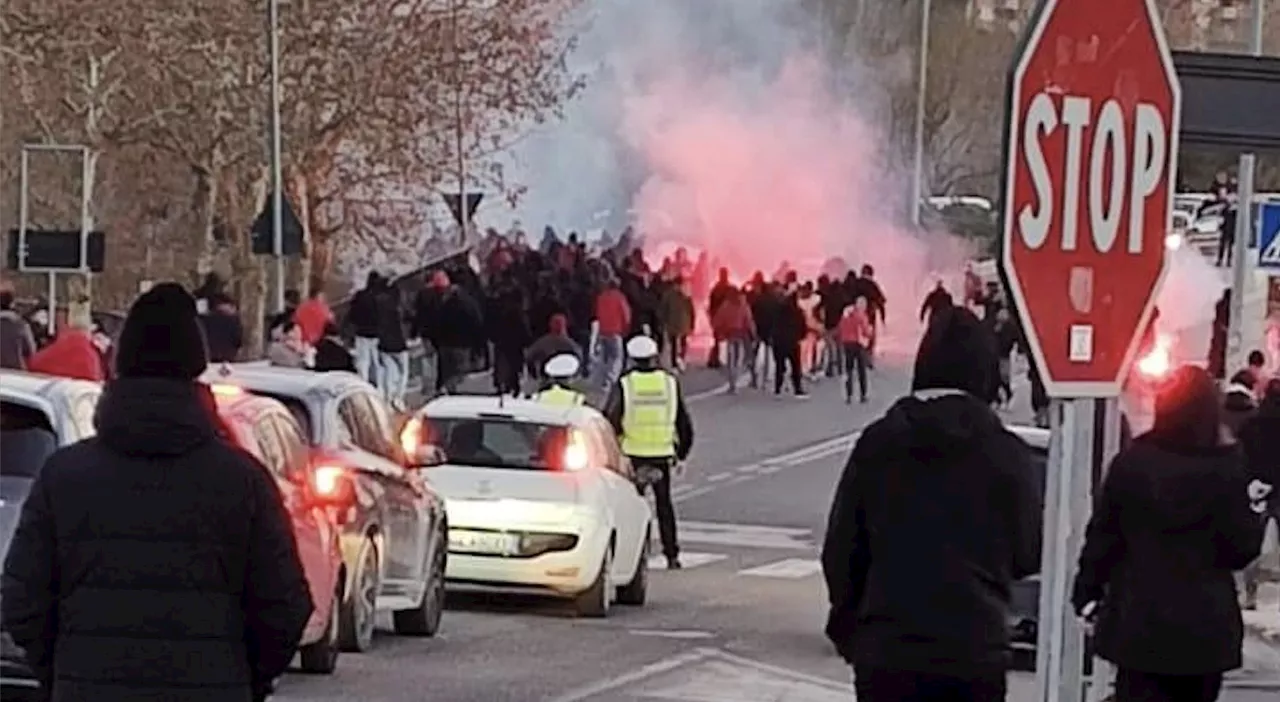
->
[1114, 670, 1223, 702]
[854, 669, 1006, 702]
[1217, 231, 1234, 266]
[842, 342, 868, 400]
[492, 346, 522, 395]
[435, 346, 466, 393]
[633, 457, 679, 560]
[772, 341, 803, 394]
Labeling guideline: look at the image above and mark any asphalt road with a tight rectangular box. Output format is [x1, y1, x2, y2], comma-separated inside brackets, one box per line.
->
[274, 356, 1278, 701]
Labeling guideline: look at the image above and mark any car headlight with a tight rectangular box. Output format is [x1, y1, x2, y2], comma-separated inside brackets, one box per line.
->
[517, 532, 579, 557]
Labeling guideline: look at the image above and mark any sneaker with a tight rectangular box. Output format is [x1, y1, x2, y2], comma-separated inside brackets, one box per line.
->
[860, 395, 868, 403]
[845, 395, 852, 404]
[666, 556, 682, 570]
[795, 392, 811, 399]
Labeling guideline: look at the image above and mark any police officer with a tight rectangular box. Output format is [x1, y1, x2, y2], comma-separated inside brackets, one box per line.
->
[603, 335, 694, 569]
[535, 353, 587, 406]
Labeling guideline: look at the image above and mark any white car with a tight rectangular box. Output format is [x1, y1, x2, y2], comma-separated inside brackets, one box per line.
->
[399, 396, 652, 617]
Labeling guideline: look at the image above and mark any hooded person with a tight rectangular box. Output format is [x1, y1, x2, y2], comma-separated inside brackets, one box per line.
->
[534, 353, 586, 406]
[1072, 365, 1263, 702]
[821, 304, 1042, 702]
[0, 282, 313, 702]
[525, 313, 582, 383]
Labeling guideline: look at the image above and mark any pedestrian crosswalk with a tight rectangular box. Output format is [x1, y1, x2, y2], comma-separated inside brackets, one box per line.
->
[646, 520, 824, 579]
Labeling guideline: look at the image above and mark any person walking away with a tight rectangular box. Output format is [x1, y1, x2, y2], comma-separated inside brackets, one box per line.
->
[267, 320, 313, 368]
[417, 271, 483, 395]
[0, 286, 37, 370]
[526, 313, 582, 386]
[1072, 364, 1264, 702]
[822, 304, 1041, 702]
[25, 308, 105, 381]
[707, 268, 735, 368]
[488, 276, 531, 396]
[1235, 378, 1280, 611]
[837, 297, 873, 404]
[375, 282, 410, 411]
[534, 354, 587, 406]
[266, 288, 301, 342]
[1223, 369, 1259, 438]
[919, 280, 952, 323]
[314, 322, 356, 372]
[293, 287, 333, 346]
[658, 277, 694, 371]
[592, 273, 631, 391]
[747, 275, 776, 389]
[817, 276, 847, 378]
[346, 272, 384, 385]
[798, 282, 823, 379]
[603, 336, 694, 569]
[1239, 350, 1270, 400]
[769, 283, 807, 398]
[993, 309, 1019, 406]
[851, 265, 887, 368]
[710, 287, 755, 393]
[0, 282, 312, 702]
[200, 293, 245, 364]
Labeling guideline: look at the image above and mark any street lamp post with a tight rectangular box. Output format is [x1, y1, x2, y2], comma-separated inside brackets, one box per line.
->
[909, 0, 933, 228]
[269, 0, 285, 313]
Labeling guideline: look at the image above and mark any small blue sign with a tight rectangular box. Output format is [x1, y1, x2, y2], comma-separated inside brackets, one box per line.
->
[1259, 202, 1280, 269]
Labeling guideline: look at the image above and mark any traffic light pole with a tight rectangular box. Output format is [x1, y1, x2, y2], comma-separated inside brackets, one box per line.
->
[268, 0, 286, 313]
[18, 143, 92, 334]
[1226, 0, 1266, 378]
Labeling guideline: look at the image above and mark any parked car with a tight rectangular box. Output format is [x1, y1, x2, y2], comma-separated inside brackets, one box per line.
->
[0, 371, 102, 700]
[401, 396, 653, 617]
[203, 364, 448, 652]
[211, 387, 348, 674]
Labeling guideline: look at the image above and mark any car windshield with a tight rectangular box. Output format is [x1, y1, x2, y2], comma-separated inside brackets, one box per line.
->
[1, 401, 59, 479]
[423, 417, 568, 471]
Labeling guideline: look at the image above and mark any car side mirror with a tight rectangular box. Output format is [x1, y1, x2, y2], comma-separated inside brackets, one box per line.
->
[408, 444, 447, 469]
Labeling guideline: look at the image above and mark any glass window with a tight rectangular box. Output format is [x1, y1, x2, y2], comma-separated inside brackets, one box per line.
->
[0, 401, 58, 479]
[590, 418, 629, 477]
[423, 417, 568, 472]
[339, 393, 397, 462]
[252, 420, 286, 480]
[355, 393, 399, 462]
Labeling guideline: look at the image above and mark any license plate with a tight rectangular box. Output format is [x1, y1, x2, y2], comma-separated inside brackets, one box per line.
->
[449, 529, 519, 555]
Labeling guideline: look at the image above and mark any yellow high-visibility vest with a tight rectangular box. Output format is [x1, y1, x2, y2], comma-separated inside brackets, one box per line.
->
[619, 370, 678, 458]
[536, 385, 586, 407]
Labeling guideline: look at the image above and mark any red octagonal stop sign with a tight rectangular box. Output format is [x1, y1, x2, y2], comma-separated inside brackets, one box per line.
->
[1000, 0, 1181, 398]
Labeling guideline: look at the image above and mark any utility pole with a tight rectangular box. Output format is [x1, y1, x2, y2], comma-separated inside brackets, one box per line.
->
[1226, 0, 1266, 377]
[453, 0, 469, 246]
[909, 0, 933, 228]
[81, 55, 102, 311]
[269, 0, 286, 313]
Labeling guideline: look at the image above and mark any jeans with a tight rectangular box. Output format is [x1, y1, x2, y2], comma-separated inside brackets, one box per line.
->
[772, 341, 803, 394]
[823, 329, 842, 376]
[594, 334, 624, 390]
[723, 338, 749, 391]
[354, 337, 379, 386]
[435, 346, 467, 394]
[377, 350, 409, 410]
[842, 342, 868, 400]
[633, 456, 679, 560]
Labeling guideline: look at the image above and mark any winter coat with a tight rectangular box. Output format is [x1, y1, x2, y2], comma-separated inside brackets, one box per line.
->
[314, 336, 356, 373]
[428, 288, 484, 349]
[293, 299, 332, 346]
[0, 309, 38, 370]
[25, 329, 105, 382]
[658, 286, 695, 337]
[375, 289, 408, 354]
[836, 307, 873, 346]
[346, 286, 383, 339]
[525, 333, 582, 380]
[769, 294, 807, 346]
[711, 297, 755, 341]
[1072, 435, 1263, 675]
[0, 379, 312, 702]
[201, 310, 245, 364]
[822, 391, 1042, 678]
[1234, 394, 1280, 516]
[594, 288, 632, 337]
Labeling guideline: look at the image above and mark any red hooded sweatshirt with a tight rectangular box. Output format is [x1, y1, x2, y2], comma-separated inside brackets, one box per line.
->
[27, 329, 105, 382]
[294, 298, 333, 345]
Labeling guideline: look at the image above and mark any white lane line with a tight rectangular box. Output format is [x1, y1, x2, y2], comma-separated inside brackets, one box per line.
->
[682, 521, 811, 536]
[544, 649, 715, 702]
[736, 463, 762, 473]
[648, 551, 727, 570]
[705, 471, 733, 483]
[680, 523, 813, 551]
[628, 628, 717, 640]
[738, 558, 824, 579]
[673, 431, 861, 504]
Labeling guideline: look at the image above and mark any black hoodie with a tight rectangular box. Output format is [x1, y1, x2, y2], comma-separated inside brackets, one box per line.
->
[822, 392, 1041, 677]
[0, 379, 312, 701]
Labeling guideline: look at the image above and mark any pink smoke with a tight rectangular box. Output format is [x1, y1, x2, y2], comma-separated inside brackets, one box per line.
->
[622, 57, 964, 355]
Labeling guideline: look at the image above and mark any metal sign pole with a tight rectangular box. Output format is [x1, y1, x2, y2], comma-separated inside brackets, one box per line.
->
[1085, 397, 1122, 702]
[269, 0, 286, 313]
[1226, 0, 1266, 377]
[1036, 397, 1094, 702]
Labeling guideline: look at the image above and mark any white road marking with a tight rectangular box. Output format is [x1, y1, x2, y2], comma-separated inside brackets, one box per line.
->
[704, 472, 733, 483]
[738, 558, 824, 579]
[648, 552, 727, 570]
[628, 629, 717, 640]
[544, 649, 715, 702]
[735, 463, 761, 473]
[680, 521, 814, 550]
[673, 431, 860, 505]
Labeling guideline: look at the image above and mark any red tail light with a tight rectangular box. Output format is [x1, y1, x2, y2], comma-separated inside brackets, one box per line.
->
[312, 465, 346, 498]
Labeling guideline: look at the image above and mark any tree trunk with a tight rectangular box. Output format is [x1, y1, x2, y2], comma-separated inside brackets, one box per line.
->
[193, 162, 220, 278]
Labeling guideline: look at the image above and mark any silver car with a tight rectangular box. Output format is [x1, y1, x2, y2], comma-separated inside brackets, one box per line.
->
[1, 371, 102, 700]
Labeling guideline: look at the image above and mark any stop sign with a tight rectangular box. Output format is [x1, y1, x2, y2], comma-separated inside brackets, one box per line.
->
[1000, 0, 1181, 397]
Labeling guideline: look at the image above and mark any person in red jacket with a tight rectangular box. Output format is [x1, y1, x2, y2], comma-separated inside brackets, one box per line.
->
[838, 297, 874, 404]
[711, 287, 756, 393]
[293, 288, 333, 346]
[592, 275, 632, 390]
[26, 315, 105, 382]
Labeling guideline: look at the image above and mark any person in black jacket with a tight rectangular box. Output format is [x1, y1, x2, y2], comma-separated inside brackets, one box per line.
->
[1072, 365, 1263, 702]
[201, 293, 245, 363]
[822, 304, 1041, 702]
[314, 321, 356, 373]
[0, 282, 312, 702]
[375, 282, 410, 410]
[769, 285, 807, 397]
[1224, 378, 1279, 611]
[346, 272, 385, 386]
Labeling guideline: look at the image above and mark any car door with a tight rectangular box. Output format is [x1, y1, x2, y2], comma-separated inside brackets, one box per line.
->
[586, 417, 648, 573]
[357, 391, 435, 597]
[271, 410, 339, 621]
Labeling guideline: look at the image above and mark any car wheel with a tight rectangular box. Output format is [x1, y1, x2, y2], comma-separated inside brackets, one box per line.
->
[616, 529, 648, 606]
[298, 580, 341, 674]
[575, 542, 613, 618]
[338, 538, 379, 652]
[393, 531, 447, 637]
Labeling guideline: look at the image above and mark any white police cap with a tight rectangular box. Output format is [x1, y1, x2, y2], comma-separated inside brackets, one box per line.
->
[544, 353, 581, 378]
[625, 335, 659, 360]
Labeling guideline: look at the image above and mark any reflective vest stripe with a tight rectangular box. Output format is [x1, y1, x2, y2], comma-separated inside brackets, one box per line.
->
[619, 370, 678, 458]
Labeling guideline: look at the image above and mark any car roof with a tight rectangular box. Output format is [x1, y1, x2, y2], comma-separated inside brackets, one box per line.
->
[420, 395, 587, 426]
[1007, 424, 1049, 451]
[0, 369, 101, 406]
[200, 363, 369, 401]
